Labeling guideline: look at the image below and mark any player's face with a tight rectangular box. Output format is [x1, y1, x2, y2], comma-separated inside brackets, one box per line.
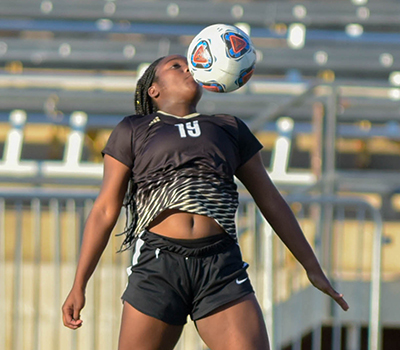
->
[149, 55, 202, 107]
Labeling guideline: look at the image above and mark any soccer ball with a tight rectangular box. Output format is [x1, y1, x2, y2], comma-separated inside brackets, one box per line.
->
[187, 24, 256, 93]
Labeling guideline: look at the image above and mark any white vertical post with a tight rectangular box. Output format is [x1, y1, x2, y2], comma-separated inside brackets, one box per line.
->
[41, 111, 103, 178]
[0, 199, 5, 350]
[0, 110, 38, 176]
[268, 117, 314, 184]
[12, 202, 23, 350]
[3, 110, 27, 165]
[50, 199, 61, 350]
[262, 219, 275, 350]
[368, 215, 383, 350]
[31, 199, 41, 350]
[270, 117, 293, 177]
[64, 112, 88, 166]
[347, 324, 361, 350]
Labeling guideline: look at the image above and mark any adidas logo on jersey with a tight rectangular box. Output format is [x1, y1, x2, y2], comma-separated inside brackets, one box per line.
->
[149, 116, 161, 126]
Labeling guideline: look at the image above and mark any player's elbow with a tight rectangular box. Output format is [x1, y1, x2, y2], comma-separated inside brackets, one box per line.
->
[91, 199, 123, 228]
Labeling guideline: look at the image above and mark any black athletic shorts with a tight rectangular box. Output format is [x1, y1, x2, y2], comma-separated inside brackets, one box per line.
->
[121, 230, 254, 325]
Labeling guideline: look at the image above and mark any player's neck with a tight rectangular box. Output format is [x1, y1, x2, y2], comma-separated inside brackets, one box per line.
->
[157, 105, 197, 118]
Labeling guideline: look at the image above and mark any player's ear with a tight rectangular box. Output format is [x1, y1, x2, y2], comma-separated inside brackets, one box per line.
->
[148, 85, 160, 99]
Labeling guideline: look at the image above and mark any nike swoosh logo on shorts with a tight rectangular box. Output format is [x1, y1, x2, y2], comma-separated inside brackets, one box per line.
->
[236, 277, 248, 284]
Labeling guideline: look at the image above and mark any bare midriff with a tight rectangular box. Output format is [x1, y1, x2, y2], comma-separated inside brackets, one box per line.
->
[147, 209, 226, 239]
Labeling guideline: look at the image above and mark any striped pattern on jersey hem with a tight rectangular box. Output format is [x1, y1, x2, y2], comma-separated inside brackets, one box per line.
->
[134, 166, 239, 240]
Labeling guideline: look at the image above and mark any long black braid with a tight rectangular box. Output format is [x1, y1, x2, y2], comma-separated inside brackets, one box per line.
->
[118, 57, 165, 251]
[134, 56, 165, 116]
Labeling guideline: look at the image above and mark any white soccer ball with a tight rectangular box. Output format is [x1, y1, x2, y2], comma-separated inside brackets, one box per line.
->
[187, 24, 256, 93]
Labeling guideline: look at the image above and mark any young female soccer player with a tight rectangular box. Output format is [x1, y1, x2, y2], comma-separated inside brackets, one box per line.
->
[62, 54, 349, 350]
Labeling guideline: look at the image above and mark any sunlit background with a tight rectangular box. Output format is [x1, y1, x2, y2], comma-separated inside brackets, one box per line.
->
[1, 1, 400, 350]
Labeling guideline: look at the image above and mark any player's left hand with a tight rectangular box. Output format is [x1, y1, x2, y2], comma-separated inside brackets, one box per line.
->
[306, 270, 349, 311]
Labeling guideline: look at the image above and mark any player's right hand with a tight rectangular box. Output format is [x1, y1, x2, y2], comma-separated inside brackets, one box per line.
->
[62, 287, 86, 329]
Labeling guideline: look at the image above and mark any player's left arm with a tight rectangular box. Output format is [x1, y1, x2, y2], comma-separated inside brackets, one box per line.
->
[235, 152, 349, 311]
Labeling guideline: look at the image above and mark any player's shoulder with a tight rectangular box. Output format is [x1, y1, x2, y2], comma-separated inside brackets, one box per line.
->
[121, 113, 157, 128]
[124, 113, 153, 123]
[209, 113, 241, 125]
[211, 113, 234, 119]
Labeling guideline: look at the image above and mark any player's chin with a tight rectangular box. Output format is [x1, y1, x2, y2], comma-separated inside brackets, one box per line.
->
[194, 83, 203, 99]
[186, 75, 198, 85]
[186, 78, 202, 93]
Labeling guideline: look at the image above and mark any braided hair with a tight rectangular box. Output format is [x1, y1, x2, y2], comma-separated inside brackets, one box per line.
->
[134, 56, 165, 116]
[118, 57, 165, 251]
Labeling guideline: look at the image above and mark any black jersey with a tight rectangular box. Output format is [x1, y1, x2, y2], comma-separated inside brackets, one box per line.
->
[102, 111, 263, 244]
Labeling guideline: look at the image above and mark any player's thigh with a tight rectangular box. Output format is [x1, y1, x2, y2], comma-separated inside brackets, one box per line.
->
[118, 302, 184, 350]
[195, 293, 270, 350]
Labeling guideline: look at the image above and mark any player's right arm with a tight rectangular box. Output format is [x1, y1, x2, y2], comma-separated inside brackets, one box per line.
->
[62, 155, 131, 329]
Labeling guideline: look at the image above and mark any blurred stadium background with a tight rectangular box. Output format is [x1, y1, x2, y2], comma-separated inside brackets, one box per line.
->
[1, 0, 400, 349]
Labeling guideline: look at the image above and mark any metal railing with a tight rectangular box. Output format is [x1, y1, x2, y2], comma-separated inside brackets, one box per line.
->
[235, 193, 384, 350]
[0, 187, 383, 350]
